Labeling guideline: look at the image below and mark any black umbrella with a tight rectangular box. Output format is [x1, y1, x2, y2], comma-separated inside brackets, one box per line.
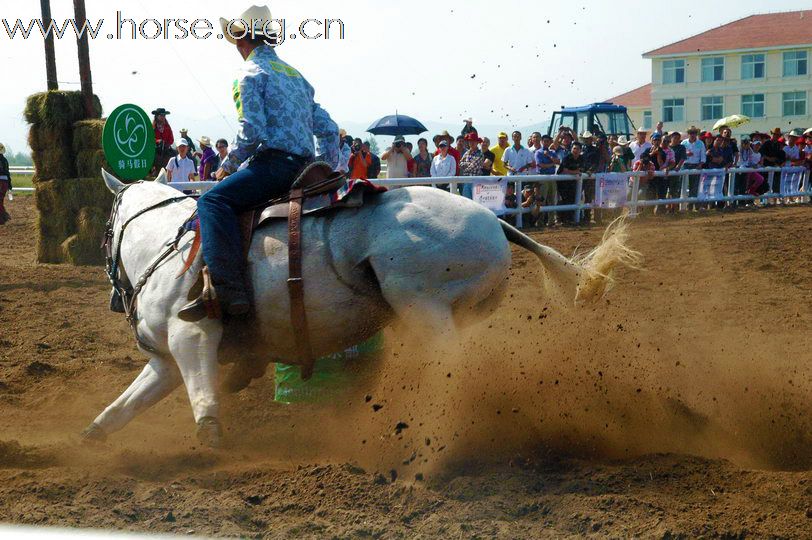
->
[366, 113, 427, 136]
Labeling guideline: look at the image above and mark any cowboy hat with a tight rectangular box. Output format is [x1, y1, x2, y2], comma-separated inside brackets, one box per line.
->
[617, 135, 631, 146]
[770, 127, 783, 135]
[637, 126, 648, 134]
[788, 128, 804, 138]
[580, 130, 594, 139]
[463, 132, 482, 143]
[432, 130, 454, 145]
[804, 127, 812, 136]
[220, 5, 278, 46]
[393, 135, 406, 143]
[151, 107, 170, 116]
[198, 136, 212, 147]
[180, 128, 189, 133]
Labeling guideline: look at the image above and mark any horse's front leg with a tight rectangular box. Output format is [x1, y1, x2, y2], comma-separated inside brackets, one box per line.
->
[167, 320, 223, 448]
[83, 355, 182, 441]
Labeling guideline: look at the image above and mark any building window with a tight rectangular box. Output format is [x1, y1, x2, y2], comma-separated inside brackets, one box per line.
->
[783, 50, 808, 77]
[662, 99, 685, 123]
[741, 54, 766, 79]
[701, 97, 724, 121]
[701, 57, 725, 82]
[741, 94, 765, 118]
[643, 111, 652, 130]
[783, 91, 807, 116]
[663, 60, 685, 84]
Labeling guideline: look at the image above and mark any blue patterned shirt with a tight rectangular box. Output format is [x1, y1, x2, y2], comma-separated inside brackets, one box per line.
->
[223, 45, 339, 173]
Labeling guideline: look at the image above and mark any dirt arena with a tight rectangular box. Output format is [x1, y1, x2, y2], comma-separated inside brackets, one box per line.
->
[1, 193, 811, 538]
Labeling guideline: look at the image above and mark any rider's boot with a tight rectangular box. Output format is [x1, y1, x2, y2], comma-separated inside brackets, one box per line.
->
[178, 285, 250, 322]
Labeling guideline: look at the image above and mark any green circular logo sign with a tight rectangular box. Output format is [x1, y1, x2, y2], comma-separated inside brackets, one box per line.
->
[102, 104, 155, 181]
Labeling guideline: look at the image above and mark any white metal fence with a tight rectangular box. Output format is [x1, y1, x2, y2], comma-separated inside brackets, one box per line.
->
[8, 166, 35, 193]
[169, 166, 810, 228]
[11, 164, 809, 229]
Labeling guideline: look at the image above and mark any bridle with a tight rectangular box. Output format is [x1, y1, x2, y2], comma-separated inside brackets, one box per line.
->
[103, 181, 190, 353]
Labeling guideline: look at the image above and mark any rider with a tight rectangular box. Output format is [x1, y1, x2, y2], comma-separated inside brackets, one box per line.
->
[179, 4, 339, 322]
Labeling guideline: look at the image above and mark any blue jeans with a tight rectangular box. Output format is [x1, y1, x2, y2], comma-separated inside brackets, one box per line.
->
[198, 152, 309, 294]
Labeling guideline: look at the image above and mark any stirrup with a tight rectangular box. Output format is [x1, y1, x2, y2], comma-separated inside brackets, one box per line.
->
[178, 297, 208, 322]
[178, 266, 222, 322]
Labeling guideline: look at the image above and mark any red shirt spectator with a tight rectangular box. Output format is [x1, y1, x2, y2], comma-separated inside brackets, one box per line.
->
[348, 151, 372, 180]
[153, 120, 174, 146]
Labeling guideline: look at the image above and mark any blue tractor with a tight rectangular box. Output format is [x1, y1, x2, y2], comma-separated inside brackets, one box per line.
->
[547, 103, 636, 138]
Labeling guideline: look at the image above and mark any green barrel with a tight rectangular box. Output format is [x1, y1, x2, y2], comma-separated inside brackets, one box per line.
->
[274, 332, 384, 404]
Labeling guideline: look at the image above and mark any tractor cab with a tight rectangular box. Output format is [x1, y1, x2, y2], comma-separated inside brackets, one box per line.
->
[548, 103, 635, 138]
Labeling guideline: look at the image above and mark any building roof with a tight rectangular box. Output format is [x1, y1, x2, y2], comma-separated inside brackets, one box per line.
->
[644, 10, 812, 57]
[606, 84, 652, 108]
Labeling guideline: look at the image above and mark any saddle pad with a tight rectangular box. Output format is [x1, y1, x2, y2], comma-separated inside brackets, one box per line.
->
[257, 179, 387, 224]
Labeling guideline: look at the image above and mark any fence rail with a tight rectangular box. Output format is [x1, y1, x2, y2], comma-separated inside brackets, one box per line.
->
[169, 166, 811, 228]
[11, 165, 809, 228]
[8, 166, 35, 193]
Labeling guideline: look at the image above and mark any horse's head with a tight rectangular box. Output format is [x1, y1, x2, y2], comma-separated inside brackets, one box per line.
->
[101, 169, 191, 313]
[102, 167, 169, 195]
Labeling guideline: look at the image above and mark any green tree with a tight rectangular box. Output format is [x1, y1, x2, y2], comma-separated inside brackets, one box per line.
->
[5, 147, 33, 167]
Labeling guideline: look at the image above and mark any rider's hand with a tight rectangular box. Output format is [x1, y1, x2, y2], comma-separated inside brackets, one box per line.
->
[214, 168, 227, 180]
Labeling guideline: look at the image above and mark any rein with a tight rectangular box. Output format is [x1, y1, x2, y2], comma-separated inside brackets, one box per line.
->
[103, 181, 190, 353]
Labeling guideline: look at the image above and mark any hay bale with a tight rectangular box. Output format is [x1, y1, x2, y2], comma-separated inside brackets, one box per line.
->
[27, 125, 71, 152]
[37, 236, 64, 264]
[76, 177, 115, 209]
[72, 119, 105, 152]
[61, 234, 104, 266]
[37, 177, 113, 211]
[77, 206, 107, 238]
[31, 146, 75, 181]
[76, 149, 109, 178]
[35, 211, 71, 264]
[25, 91, 102, 128]
[34, 178, 113, 264]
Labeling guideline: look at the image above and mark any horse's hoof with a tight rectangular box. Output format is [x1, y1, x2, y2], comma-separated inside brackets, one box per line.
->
[80, 423, 107, 443]
[196, 417, 222, 448]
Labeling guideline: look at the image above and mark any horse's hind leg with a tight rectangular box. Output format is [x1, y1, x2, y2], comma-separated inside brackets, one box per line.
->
[83, 356, 182, 441]
[167, 321, 223, 448]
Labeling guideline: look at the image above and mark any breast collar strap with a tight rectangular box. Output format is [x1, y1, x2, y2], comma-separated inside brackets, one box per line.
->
[103, 181, 190, 353]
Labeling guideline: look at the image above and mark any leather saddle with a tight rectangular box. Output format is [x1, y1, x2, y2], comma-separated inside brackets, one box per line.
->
[242, 162, 346, 380]
[181, 162, 381, 381]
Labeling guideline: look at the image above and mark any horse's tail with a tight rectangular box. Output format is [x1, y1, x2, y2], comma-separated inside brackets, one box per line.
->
[500, 216, 641, 305]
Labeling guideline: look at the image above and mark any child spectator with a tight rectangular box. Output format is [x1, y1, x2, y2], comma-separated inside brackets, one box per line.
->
[521, 184, 545, 227]
[503, 184, 518, 226]
[632, 152, 657, 213]
[737, 138, 765, 198]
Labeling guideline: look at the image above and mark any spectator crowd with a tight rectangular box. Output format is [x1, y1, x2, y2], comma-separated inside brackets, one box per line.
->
[358, 120, 812, 227]
[145, 106, 812, 229]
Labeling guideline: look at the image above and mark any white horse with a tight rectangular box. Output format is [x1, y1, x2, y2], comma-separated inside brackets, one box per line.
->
[84, 169, 638, 447]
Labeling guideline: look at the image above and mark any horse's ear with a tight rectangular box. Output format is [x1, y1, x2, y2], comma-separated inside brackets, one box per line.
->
[102, 169, 125, 194]
[154, 168, 168, 185]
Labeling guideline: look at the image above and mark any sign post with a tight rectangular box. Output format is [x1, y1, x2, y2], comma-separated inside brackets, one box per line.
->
[102, 104, 156, 181]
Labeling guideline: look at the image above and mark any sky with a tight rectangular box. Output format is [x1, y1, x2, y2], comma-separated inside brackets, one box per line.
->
[1, 0, 810, 153]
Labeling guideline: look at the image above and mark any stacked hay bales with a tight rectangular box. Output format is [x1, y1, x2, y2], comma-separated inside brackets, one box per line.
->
[26, 91, 111, 265]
